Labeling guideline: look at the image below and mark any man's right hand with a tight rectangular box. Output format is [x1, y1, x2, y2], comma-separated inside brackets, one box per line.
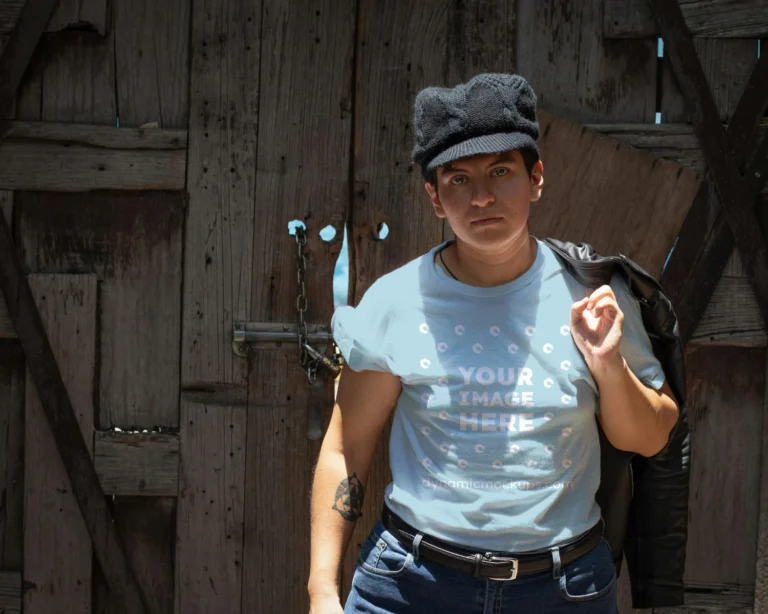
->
[309, 593, 344, 614]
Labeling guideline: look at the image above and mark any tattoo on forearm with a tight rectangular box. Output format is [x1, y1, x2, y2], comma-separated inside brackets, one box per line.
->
[332, 473, 365, 521]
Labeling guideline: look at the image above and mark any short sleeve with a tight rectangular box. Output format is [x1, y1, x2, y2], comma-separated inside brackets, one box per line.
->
[331, 279, 397, 374]
[610, 271, 666, 391]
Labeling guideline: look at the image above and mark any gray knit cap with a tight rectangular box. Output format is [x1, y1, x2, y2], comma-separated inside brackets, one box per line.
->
[411, 73, 540, 180]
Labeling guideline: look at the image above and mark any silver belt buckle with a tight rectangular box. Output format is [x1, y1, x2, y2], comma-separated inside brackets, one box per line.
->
[488, 556, 518, 581]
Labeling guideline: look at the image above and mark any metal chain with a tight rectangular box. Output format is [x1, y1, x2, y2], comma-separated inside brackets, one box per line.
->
[294, 226, 319, 383]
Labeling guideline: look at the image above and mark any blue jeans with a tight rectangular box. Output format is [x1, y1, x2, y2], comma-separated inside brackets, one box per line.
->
[344, 520, 618, 613]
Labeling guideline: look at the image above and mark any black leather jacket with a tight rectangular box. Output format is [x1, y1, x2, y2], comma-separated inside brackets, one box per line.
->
[542, 238, 690, 609]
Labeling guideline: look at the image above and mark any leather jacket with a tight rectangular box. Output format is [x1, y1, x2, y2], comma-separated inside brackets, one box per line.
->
[542, 237, 690, 609]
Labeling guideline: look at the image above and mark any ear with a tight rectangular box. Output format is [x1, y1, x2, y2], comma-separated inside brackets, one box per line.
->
[530, 159, 544, 202]
[425, 182, 447, 219]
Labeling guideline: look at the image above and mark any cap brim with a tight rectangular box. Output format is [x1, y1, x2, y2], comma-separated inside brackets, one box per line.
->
[426, 132, 539, 173]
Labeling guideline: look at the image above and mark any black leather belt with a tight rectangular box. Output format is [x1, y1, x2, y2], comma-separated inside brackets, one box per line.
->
[381, 503, 604, 581]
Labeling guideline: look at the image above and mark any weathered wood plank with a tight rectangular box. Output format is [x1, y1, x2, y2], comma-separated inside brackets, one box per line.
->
[0, 0, 107, 35]
[95, 498, 175, 614]
[532, 110, 700, 278]
[605, 0, 768, 38]
[40, 30, 115, 124]
[684, 346, 765, 585]
[47, 0, 107, 36]
[0, 139, 186, 191]
[689, 276, 767, 346]
[113, 0, 189, 128]
[587, 121, 768, 177]
[17, 191, 183, 429]
[517, 0, 657, 123]
[0, 570, 21, 612]
[649, 0, 768, 338]
[181, 0, 259, 389]
[755, 328, 768, 614]
[0, 0, 59, 121]
[175, 402, 246, 614]
[662, 38, 758, 124]
[2, 120, 187, 148]
[94, 431, 179, 496]
[0, 341, 24, 568]
[23, 274, 97, 614]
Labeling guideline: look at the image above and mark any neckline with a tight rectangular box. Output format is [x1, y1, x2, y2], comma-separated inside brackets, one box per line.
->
[429, 237, 546, 297]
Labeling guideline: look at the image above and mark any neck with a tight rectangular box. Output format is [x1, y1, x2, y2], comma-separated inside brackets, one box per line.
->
[440, 233, 537, 287]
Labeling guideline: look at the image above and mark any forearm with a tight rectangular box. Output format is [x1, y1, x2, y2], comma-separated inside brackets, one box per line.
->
[592, 354, 677, 457]
[308, 443, 368, 599]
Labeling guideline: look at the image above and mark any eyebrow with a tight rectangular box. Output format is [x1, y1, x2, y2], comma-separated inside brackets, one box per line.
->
[442, 152, 515, 174]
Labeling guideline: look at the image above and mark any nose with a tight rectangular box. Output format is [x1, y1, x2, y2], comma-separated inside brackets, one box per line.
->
[471, 182, 495, 208]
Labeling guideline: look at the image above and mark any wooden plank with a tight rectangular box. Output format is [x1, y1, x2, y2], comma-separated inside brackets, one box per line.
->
[94, 431, 179, 496]
[2, 120, 187, 148]
[0, 570, 21, 612]
[605, 0, 768, 38]
[95, 498, 175, 614]
[662, 39, 758, 124]
[755, 315, 768, 614]
[531, 109, 700, 277]
[47, 0, 107, 36]
[40, 30, 115, 124]
[0, 139, 186, 191]
[648, 0, 768, 335]
[587, 121, 768, 176]
[23, 274, 96, 614]
[516, 0, 657, 123]
[0, 0, 59, 121]
[340, 0, 518, 604]
[0, 121, 187, 191]
[17, 191, 183, 429]
[683, 346, 766, 586]
[175, 402, 246, 614]
[0, 341, 24, 568]
[113, 0, 189, 128]
[0, 0, 107, 35]
[181, 0, 259, 390]
[690, 276, 767, 346]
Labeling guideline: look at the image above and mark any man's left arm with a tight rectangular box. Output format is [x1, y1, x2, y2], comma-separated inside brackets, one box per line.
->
[591, 356, 679, 458]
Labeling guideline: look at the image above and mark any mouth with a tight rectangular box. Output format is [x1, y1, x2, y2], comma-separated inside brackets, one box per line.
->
[471, 217, 503, 225]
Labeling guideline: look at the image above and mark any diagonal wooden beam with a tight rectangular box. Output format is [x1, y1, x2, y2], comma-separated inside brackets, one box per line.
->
[0, 1, 148, 613]
[651, 2, 768, 342]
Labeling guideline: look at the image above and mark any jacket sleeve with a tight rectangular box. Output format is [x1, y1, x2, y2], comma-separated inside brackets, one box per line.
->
[619, 263, 691, 608]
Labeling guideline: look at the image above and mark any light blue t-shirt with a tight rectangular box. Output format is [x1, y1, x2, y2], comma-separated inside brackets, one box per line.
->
[331, 237, 665, 553]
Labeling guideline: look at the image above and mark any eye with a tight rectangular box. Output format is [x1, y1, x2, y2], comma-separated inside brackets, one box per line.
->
[450, 176, 467, 185]
[493, 167, 509, 176]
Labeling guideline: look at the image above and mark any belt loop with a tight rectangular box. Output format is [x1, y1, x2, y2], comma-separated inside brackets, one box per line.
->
[550, 546, 562, 579]
[472, 553, 482, 578]
[412, 533, 424, 560]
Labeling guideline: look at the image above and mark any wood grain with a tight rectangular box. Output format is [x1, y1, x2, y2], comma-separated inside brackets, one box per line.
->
[683, 345, 766, 585]
[17, 191, 183, 429]
[113, 0, 189, 128]
[175, 402, 246, 614]
[516, 0, 657, 123]
[0, 0, 107, 35]
[181, 0, 260, 389]
[662, 38, 758, 124]
[0, 341, 24, 569]
[95, 498, 176, 614]
[531, 110, 700, 278]
[604, 0, 768, 38]
[0, 570, 21, 613]
[23, 274, 97, 614]
[0, 137, 186, 191]
[94, 431, 179, 496]
[239, 0, 357, 609]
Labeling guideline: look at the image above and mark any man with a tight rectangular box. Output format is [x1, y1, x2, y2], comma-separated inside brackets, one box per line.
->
[307, 73, 680, 613]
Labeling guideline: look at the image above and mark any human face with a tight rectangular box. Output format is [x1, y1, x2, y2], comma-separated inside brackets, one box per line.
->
[425, 150, 544, 252]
